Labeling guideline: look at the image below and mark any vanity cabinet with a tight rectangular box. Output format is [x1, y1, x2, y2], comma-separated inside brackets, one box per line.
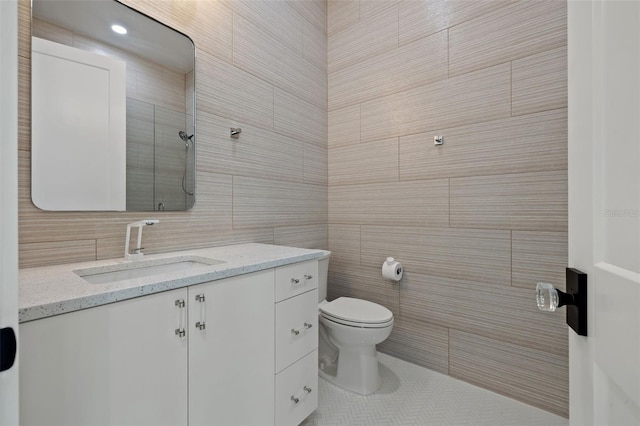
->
[20, 259, 319, 426]
[274, 260, 319, 426]
[188, 269, 275, 426]
[20, 287, 189, 426]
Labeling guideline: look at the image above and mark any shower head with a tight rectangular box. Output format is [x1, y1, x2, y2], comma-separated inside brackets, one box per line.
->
[179, 131, 194, 142]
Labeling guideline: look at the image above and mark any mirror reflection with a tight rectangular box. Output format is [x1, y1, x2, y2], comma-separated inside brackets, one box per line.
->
[31, 0, 196, 211]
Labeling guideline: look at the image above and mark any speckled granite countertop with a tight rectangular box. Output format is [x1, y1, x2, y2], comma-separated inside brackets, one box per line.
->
[19, 243, 325, 323]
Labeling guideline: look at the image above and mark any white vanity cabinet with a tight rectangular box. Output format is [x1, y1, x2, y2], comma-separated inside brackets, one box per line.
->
[274, 260, 319, 426]
[20, 287, 189, 426]
[188, 269, 275, 426]
[20, 259, 319, 426]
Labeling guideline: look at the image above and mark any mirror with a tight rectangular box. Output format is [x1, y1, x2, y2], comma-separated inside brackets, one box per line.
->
[31, 0, 195, 211]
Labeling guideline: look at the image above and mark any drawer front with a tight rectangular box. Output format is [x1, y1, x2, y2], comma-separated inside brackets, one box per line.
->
[275, 261, 318, 302]
[276, 289, 318, 373]
[275, 350, 318, 426]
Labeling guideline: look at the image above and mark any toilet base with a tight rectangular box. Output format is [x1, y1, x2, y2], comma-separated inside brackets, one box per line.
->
[318, 345, 382, 395]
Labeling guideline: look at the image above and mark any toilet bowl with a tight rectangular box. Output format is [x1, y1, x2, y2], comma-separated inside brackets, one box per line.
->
[317, 252, 394, 395]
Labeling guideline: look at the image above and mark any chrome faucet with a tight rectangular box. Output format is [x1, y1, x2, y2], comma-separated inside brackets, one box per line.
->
[124, 219, 159, 260]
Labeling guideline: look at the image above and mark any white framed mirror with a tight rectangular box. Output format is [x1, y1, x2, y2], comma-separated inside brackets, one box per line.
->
[31, 0, 196, 211]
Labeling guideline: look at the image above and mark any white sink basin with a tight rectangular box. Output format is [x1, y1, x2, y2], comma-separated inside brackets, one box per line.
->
[74, 256, 224, 284]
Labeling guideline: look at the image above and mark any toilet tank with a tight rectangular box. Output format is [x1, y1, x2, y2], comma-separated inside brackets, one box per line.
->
[317, 250, 331, 302]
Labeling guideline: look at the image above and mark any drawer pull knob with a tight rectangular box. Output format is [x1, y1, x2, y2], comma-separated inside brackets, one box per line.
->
[304, 322, 313, 329]
[175, 300, 185, 308]
[304, 274, 313, 280]
[195, 294, 205, 302]
[291, 328, 300, 336]
[175, 328, 185, 338]
[291, 386, 312, 404]
[196, 321, 206, 330]
[291, 278, 300, 284]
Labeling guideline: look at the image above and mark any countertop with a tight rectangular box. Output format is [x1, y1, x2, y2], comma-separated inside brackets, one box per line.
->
[19, 243, 325, 323]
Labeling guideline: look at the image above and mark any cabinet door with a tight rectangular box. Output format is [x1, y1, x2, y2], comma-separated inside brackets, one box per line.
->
[20, 288, 188, 426]
[189, 270, 275, 426]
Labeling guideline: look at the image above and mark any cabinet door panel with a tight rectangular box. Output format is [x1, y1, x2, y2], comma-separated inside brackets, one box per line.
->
[188, 269, 275, 426]
[20, 288, 188, 426]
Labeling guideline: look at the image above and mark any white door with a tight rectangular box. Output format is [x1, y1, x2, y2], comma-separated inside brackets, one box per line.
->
[568, 0, 640, 424]
[0, 0, 19, 425]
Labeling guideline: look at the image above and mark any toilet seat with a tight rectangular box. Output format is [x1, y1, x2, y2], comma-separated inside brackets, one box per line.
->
[320, 297, 393, 328]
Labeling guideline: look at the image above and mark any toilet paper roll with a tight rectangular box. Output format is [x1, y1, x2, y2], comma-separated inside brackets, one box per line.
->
[382, 257, 403, 281]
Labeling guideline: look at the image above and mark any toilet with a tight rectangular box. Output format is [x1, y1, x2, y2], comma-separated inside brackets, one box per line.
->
[317, 251, 394, 395]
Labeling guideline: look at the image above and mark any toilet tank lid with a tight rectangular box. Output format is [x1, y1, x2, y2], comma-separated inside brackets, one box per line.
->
[320, 297, 393, 324]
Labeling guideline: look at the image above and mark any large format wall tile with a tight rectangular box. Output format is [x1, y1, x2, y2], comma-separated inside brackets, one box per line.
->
[223, 0, 303, 54]
[274, 88, 327, 147]
[303, 18, 328, 71]
[329, 180, 449, 227]
[449, 1, 567, 76]
[360, 63, 511, 142]
[328, 224, 361, 271]
[20, 240, 97, 269]
[328, 5, 398, 73]
[233, 13, 325, 108]
[233, 176, 327, 229]
[328, 105, 360, 149]
[450, 170, 568, 231]
[400, 272, 568, 357]
[289, 0, 326, 35]
[274, 224, 328, 250]
[361, 226, 511, 286]
[513, 46, 568, 116]
[329, 31, 448, 111]
[449, 330, 569, 417]
[378, 315, 449, 375]
[512, 231, 568, 290]
[196, 111, 304, 183]
[359, 0, 399, 20]
[399, 0, 516, 46]
[329, 138, 398, 186]
[327, 0, 359, 36]
[304, 143, 328, 186]
[196, 50, 274, 130]
[399, 109, 568, 181]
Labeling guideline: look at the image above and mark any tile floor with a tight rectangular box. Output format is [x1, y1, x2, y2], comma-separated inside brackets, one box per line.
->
[302, 352, 568, 426]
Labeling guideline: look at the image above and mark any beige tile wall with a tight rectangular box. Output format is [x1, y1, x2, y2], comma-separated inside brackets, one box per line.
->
[18, 0, 328, 267]
[327, 0, 568, 417]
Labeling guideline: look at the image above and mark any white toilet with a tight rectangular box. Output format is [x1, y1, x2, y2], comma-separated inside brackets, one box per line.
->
[317, 251, 394, 395]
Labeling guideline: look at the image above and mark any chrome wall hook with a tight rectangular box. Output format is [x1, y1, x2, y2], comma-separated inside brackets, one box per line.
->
[230, 128, 242, 139]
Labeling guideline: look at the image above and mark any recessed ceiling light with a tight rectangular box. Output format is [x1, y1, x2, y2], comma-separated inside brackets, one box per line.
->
[111, 24, 127, 35]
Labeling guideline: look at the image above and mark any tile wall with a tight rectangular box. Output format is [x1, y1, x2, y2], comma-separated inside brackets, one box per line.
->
[327, 0, 568, 417]
[18, 0, 328, 267]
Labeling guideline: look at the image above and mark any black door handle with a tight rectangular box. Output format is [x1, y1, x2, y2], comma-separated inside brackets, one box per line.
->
[0, 327, 17, 372]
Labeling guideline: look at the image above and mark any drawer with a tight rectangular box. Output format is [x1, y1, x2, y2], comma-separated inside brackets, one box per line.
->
[275, 349, 318, 426]
[275, 261, 318, 302]
[275, 289, 318, 373]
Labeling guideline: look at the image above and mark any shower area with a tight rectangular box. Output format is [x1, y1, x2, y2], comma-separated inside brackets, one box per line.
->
[126, 98, 195, 211]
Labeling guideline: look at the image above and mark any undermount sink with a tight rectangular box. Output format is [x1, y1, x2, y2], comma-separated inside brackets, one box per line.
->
[74, 256, 224, 284]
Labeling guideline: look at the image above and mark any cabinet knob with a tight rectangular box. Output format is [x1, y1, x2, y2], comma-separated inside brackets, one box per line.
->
[195, 321, 206, 330]
[175, 299, 185, 308]
[195, 294, 205, 302]
[175, 328, 186, 338]
[304, 322, 312, 329]
[291, 278, 300, 284]
[304, 274, 313, 280]
[291, 328, 300, 336]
